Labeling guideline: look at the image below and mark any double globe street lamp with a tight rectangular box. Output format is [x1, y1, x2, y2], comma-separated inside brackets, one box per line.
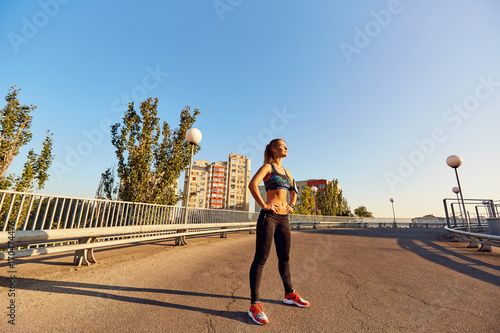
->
[446, 155, 470, 232]
[452, 186, 465, 226]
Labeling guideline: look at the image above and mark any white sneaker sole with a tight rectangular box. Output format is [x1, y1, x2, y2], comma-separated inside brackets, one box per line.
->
[248, 310, 268, 325]
[283, 298, 310, 307]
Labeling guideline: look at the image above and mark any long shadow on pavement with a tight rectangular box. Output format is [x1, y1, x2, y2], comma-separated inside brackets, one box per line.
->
[296, 228, 500, 287]
[14, 278, 281, 324]
[398, 237, 500, 286]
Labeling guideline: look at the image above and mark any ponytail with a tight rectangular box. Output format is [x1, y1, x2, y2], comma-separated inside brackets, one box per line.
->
[263, 138, 283, 165]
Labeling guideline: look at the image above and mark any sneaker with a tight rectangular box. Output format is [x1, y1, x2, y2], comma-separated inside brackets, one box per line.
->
[283, 290, 310, 307]
[248, 302, 269, 325]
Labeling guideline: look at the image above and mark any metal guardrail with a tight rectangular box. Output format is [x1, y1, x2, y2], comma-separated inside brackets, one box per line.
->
[289, 215, 446, 228]
[0, 190, 259, 265]
[0, 190, 452, 265]
[290, 220, 446, 229]
[443, 198, 499, 228]
[443, 198, 500, 252]
[444, 226, 500, 252]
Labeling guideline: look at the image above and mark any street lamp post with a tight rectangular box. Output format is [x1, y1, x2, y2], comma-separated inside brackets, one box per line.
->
[183, 127, 202, 226]
[389, 198, 396, 227]
[446, 155, 470, 233]
[452, 187, 465, 226]
[311, 186, 317, 222]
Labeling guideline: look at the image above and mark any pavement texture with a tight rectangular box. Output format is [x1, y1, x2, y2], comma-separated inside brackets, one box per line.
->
[1, 228, 499, 332]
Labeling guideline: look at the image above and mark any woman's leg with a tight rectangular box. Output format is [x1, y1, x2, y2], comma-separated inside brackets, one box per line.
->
[274, 215, 293, 294]
[249, 211, 277, 303]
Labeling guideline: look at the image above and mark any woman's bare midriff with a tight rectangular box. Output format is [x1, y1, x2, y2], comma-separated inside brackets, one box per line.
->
[265, 189, 290, 214]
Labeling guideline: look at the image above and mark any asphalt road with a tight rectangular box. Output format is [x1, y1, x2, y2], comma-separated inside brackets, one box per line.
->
[1, 228, 499, 332]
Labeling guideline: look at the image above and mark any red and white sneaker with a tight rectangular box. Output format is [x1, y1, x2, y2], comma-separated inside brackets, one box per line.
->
[283, 290, 310, 307]
[248, 302, 269, 325]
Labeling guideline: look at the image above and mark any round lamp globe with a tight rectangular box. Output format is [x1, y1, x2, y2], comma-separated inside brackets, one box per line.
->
[446, 155, 463, 168]
[186, 128, 202, 144]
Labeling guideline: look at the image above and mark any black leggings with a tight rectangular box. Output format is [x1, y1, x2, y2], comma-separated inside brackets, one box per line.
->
[249, 210, 293, 303]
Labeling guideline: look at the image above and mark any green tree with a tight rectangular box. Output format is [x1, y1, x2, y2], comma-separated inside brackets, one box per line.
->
[14, 131, 54, 192]
[354, 206, 374, 218]
[96, 166, 118, 200]
[0, 87, 54, 191]
[294, 185, 315, 215]
[109, 98, 200, 205]
[315, 179, 351, 216]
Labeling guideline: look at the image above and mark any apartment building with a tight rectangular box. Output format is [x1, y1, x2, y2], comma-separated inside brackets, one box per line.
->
[226, 153, 251, 211]
[183, 159, 210, 209]
[206, 161, 228, 209]
[183, 154, 251, 211]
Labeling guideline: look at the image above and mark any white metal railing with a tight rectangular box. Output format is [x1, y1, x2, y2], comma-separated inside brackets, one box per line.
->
[442, 198, 500, 251]
[290, 220, 446, 229]
[444, 226, 500, 252]
[0, 190, 258, 265]
[0, 190, 449, 265]
[0, 190, 260, 232]
[289, 216, 446, 228]
[443, 198, 499, 228]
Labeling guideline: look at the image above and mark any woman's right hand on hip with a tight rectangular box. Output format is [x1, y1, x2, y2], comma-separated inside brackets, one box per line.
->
[263, 203, 277, 213]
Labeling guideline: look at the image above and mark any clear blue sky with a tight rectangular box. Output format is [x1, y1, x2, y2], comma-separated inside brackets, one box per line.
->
[1, 0, 499, 218]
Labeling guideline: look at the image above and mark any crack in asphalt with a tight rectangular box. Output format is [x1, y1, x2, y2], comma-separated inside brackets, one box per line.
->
[204, 275, 243, 332]
[346, 286, 373, 319]
[390, 288, 498, 329]
[391, 288, 456, 311]
[340, 269, 391, 330]
[337, 269, 355, 280]
[205, 318, 216, 333]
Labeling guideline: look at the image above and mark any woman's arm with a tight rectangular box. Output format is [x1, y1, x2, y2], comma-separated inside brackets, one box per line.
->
[248, 164, 275, 211]
[286, 169, 297, 214]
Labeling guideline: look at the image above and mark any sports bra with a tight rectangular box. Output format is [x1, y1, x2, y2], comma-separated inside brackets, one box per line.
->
[264, 164, 292, 192]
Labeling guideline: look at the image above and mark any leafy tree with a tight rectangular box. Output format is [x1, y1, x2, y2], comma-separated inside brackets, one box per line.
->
[0, 87, 54, 192]
[96, 166, 119, 200]
[109, 97, 200, 205]
[354, 206, 374, 218]
[294, 185, 315, 215]
[315, 179, 351, 216]
[14, 131, 53, 192]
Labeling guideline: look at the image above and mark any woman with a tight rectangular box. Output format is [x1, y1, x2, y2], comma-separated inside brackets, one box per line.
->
[247, 138, 310, 325]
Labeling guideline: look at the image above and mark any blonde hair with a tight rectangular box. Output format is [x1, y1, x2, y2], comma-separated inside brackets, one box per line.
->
[264, 139, 284, 164]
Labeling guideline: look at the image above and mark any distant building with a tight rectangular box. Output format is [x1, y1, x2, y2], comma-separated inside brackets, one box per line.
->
[183, 159, 210, 210]
[206, 161, 228, 210]
[183, 154, 251, 211]
[411, 214, 446, 224]
[226, 153, 252, 211]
